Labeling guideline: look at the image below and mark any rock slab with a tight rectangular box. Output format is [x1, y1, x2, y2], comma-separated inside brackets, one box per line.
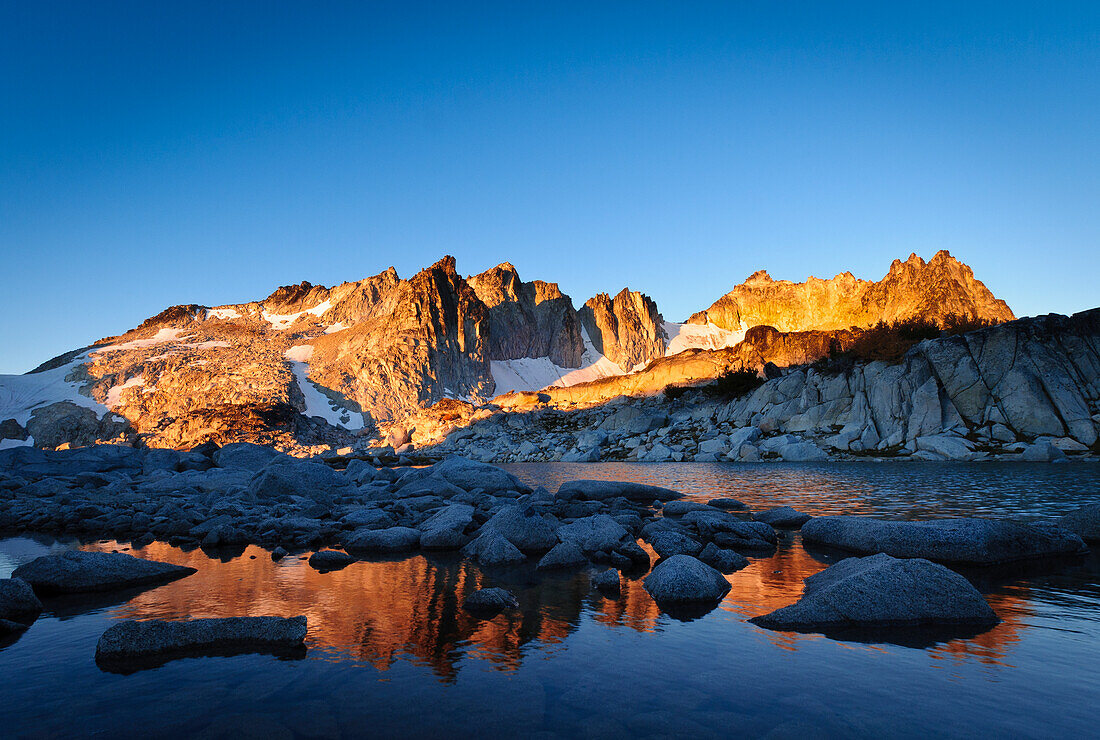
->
[13, 551, 197, 595]
[96, 615, 308, 660]
[801, 516, 1086, 565]
[751, 554, 999, 631]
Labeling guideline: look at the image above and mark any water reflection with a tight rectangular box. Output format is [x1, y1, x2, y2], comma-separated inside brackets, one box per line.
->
[68, 530, 1039, 678]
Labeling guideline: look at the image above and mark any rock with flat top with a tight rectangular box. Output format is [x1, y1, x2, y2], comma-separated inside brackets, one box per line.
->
[592, 569, 621, 595]
[95, 616, 307, 662]
[557, 480, 682, 502]
[751, 554, 998, 631]
[801, 516, 1086, 565]
[12, 551, 196, 595]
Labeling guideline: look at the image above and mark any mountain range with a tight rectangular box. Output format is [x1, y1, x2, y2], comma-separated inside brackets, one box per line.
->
[0, 250, 1017, 452]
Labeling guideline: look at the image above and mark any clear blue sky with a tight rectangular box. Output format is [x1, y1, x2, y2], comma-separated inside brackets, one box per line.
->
[2, 1, 1098, 373]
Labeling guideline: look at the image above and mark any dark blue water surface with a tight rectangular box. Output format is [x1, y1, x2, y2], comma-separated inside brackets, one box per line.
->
[1, 462, 1099, 739]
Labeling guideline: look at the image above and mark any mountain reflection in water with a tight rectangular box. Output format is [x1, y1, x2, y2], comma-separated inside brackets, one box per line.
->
[82, 530, 1031, 679]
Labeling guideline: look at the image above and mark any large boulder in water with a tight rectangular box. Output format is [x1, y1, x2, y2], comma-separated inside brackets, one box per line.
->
[95, 616, 307, 666]
[750, 554, 999, 631]
[557, 480, 682, 502]
[801, 516, 1087, 565]
[431, 456, 531, 494]
[643, 554, 731, 605]
[1059, 504, 1100, 542]
[12, 551, 196, 595]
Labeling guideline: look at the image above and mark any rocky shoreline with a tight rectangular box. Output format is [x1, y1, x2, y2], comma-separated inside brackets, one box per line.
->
[3, 443, 1097, 652]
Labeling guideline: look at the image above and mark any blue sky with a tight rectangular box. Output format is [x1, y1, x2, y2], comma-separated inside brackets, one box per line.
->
[2, 1, 1098, 373]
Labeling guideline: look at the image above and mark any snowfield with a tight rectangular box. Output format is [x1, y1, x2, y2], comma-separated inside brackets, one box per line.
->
[0, 355, 113, 445]
[283, 346, 364, 430]
[263, 300, 333, 331]
[664, 321, 746, 355]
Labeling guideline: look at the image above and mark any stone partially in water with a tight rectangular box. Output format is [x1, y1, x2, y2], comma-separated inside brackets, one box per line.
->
[12, 551, 196, 595]
[697, 543, 749, 574]
[462, 587, 519, 617]
[344, 526, 422, 553]
[307, 550, 354, 571]
[801, 516, 1087, 565]
[95, 616, 308, 666]
[754, 506, 812, 529]
[643, 554, 731, 605]
[1059, 504, 1100, 542]
[750, 554, 999, 631]
[556, 480, 683, 502]
[592, 569, 621, 596]
[0, 578, 43, 631]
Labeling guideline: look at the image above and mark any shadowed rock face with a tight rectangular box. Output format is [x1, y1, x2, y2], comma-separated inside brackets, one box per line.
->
[689, 250, 1014, 333]
[467, 262, 585, 368]
[579, 289, 667, 371]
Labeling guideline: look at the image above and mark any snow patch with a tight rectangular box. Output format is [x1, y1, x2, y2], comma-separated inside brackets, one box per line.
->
[95, 327, 187, 353]
[0, 356, 111, 426]
[323, 322, 348, 334]
[664, 321, 746, 356]
[105, 376, 145, 407]
[283, 345, 363, 430]
[0, 437, 33, 451]
[264, 300, 333, 331]
[206, 307, 241, 321]
[490, 328, 626, 394]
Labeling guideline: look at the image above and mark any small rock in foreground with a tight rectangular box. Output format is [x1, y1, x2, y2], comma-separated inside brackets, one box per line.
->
[643, 554, 731, 605]
[592, 569, 621, 596]
[95, 616, 308, 666]
[462, 587, 519, 617]
[12, 551, 197, 595]
[750, 554, 999, 632]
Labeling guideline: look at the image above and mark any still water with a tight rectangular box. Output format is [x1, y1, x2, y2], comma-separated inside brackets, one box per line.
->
[1, 462, 1098, 738]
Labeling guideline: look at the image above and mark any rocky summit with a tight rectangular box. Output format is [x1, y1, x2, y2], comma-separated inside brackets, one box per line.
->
[2, 251, 1092, 459]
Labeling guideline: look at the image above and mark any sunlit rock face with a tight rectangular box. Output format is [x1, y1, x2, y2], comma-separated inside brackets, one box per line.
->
[689, 250, 1015, 333]
[578, 289, 668, 371]
[0, 251, 1031, 453]
[467, 262, 585, 368]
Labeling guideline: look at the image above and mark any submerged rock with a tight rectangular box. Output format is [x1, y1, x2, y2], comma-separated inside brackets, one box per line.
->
[95, 615, 308, 664]
[462, 587, 519, 617]
[751, 554, 999, 631]
[643, 554, 731, 605]
[12, 551, 196, 595]
[592, 569, 621, 596]
[801, 516, 1087, 565]
[754, 506, 812, 529]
